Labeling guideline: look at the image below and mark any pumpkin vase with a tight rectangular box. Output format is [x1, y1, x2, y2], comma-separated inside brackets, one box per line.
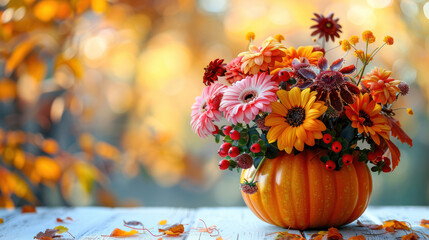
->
[240, 150, 372, 230]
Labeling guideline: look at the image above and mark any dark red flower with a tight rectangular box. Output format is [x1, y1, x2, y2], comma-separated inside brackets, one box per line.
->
[310, 13, 342, 42]
[291, 57, 360, 112]
[203, 59, 226, 86]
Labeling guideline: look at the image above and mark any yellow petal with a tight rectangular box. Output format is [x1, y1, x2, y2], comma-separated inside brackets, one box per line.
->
[270, 102, 287, 116]
[277, 90, 291, 109]
[294, 138, 304, 151]
[301, 88, 310, 107]
[296, 126, 307, 142]
[267, 124, 287, 143]
[265, 114, 285, 126]
[288, 87, 301, 107]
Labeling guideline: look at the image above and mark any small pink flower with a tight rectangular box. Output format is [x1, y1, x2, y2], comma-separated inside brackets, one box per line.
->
[220, 73, 277, 124]
[225, 56, 245, 85]
[191, 83, 226, 138]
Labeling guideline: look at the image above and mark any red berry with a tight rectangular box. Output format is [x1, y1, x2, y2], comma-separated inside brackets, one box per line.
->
[382, 156, 391, 166]
[220, 142, 231, 153]
[218, 150, 228, 158]
[223, 126, 232, 136]
[342, 154, 353, 165]
[331, 141, 342, 153]
[235, 154, 253, 169]
[375, 148, 384, 157]
[212, 125, 219, 135]
[325, 160, 336, 171]
[323, 133, 332, 144]
[241, 183, 258, 194]
[230, 130, 241, 140]
[278, 70, 290, 82]
[367, 152, 377, 161]
[382, 165, 391, 173]
[250, 143, 261, 153]
[218, 159, 230, 170]
[228, 146, 240, 158]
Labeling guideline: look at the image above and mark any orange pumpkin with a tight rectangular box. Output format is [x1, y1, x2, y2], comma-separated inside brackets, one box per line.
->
[240, 150, 372, 230]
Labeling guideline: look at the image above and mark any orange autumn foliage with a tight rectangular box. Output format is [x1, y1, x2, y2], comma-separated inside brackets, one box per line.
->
[109, 228, 138, 237]
[21, 205, 37, 213]
[401, 232, 420, 240]
[386, 116, 413, 147]
[159, 224, 185, 236]
[420, 219, 429, 228]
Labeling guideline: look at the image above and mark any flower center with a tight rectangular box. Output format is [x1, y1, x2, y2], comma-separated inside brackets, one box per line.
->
[359, 110, 373, 127]
[201, 101, 208, 112]
[285, 107, 305, 127]
[239, 89, 258, 103]
[325, 22, 332, 28]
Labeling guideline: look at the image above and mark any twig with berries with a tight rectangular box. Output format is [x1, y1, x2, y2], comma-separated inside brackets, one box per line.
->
[241, 157, 266, 195]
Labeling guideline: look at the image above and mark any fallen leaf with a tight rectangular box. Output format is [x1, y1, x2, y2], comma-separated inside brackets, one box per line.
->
[0, 218, 3, 224]
[159, 224, 184, 236]
[274, 231, 305, 240]
[34, 229, 60, 240]
[401, 232, 420, 240]
[56, 218, 63, 223]
[21, 205, 37, 213]
[158, 219, 167, 225]
[216, 237, 223, 240]
[109, 228, 139, 237]
[326, 227, 343, 240]
[310, 231, 326, 240]
[382, 220, 411, 231]
[54, 226, 68, 234]
[124, 220, 143, 226]
[347, 236, 366, 240]
[420, 219, 429, 228]
[56, 217, 72, 223]
[368, 224, 383, 230]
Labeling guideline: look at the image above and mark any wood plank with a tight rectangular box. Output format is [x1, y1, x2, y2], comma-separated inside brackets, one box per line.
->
[187, 207, 302, 240]
[0, 206, 428, 239]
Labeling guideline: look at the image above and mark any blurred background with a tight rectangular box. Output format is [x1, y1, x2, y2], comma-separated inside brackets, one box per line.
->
[0, 0, 428, 208]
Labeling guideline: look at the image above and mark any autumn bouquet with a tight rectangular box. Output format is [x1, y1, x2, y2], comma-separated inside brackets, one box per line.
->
[190, 13, 412, 195]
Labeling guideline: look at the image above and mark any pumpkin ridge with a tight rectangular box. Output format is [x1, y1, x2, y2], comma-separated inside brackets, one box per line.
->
[303, 151, 311, 229]
[327, 168, 339, 226]
[272, 157, 289, 227]
[256, 162, 278, 225]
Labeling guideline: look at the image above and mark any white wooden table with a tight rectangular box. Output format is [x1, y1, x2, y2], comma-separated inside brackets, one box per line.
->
[0, 206, 428, 239]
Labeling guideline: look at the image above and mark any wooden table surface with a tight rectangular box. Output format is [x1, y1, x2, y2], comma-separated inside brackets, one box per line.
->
[0, 206, 428, 239]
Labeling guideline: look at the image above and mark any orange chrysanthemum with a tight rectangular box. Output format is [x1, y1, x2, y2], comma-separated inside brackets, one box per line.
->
[270, 46, 324, 75]
[344, 93, 390, 145]
[362, 67, 400, 105]
[238, 36, 286, 75]
[265, 87, 327, 153]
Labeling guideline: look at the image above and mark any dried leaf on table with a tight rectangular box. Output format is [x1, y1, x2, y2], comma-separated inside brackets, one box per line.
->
[54, 226, 68, 234]
[347, 236, 366, 240]
[34, 229, 60, 240]
[159, 224, 185, 236]
[0, 218, 3, 224]
[158, 219, 167, 225]
[310, 231, 327, 240]
[420, 219, 429, 228]
[401, 232, 420, 240]
[326, 227, 344, 239]
[108, 228, 139, 237]
[382, 220, 411, 231]
[216, 237, 223, 240]
[124, 220, 143, 226]
[56, 217, 73, 223]
[21, 205, 37, 213]
[273, 231, 305, 240]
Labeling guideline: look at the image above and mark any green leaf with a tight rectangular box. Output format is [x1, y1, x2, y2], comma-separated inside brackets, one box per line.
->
[253, 156, 264, 168]
[340, 124, 356, 143]
[215, 134, 220, 143]
[238, 138, 247, 146]
[320, 155, 329, 163]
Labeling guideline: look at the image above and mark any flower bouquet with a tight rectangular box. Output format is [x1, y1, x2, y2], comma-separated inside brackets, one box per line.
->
[191, 13, 412, 229]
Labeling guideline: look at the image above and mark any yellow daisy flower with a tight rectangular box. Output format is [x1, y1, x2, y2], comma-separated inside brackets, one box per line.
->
[265, 87, 327, 154]
[270, 46, 324, 75]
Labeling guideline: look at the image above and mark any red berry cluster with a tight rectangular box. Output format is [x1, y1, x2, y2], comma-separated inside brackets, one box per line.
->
[367, 148, 391, 173]
[215, 124, 267, 171]
[320, 133, 355, 171]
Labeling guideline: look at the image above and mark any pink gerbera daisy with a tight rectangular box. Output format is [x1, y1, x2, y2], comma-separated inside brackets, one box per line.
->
[191, 83, 226, 138]
[220, 73, 278, 124]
